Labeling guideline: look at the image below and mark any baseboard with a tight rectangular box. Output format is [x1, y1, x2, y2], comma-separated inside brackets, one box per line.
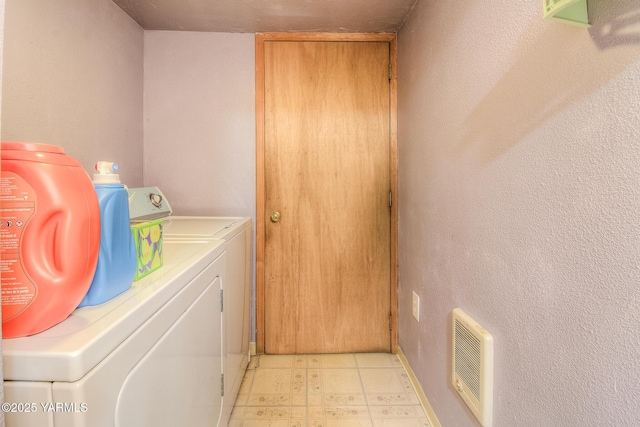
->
[249, 341, 257, 356]
[397, 346, 442, 427]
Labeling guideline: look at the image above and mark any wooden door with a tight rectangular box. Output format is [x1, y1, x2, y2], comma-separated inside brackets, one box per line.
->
[262, 39, 391, 354]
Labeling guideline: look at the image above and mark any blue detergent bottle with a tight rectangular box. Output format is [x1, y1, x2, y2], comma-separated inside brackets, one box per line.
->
[78, 161, 137, 307]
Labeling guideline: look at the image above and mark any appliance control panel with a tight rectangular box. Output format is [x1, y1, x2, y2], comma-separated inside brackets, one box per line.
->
[128, 187, 173, 222]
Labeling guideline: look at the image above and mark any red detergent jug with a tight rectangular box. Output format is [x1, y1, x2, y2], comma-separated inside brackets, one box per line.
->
[1, 142, 100, 338]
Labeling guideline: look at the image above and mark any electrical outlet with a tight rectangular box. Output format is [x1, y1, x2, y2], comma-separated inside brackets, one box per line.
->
[412, 291, 420, 321]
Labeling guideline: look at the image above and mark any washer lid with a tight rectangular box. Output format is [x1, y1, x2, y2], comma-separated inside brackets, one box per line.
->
[163, 216, 251, 239]
[2, 238, 225, 383]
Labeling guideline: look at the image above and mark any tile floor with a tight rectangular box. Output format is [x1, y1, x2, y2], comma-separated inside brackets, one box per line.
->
[230, 353, 432, 426]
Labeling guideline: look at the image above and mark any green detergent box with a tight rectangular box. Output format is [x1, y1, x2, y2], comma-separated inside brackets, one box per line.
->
[131, 220, 163, 281]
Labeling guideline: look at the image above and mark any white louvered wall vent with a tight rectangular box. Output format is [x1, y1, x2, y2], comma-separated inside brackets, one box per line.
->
[452, 308, 494, 427]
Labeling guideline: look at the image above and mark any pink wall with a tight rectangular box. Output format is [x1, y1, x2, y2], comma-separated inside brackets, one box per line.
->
[397, 1, 640, 426]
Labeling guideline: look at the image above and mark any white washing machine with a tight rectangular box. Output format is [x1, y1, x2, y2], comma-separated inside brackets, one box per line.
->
[162, 215, 252, 427]
[2, 237, 227, 427]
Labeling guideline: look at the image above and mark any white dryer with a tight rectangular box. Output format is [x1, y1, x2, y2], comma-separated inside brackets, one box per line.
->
[162, 216, 252, 426]
[2, 238, 226, 427]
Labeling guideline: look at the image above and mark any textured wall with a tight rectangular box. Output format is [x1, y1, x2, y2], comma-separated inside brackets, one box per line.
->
[143, 31, 255, 218]
[1, 0, 144, 185]
[397, 1, 640, 426]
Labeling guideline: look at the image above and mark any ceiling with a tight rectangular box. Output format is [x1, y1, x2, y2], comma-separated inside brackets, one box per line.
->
[111, 0, 418, 33]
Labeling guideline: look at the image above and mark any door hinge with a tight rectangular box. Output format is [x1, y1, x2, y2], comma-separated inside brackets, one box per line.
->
[220, 289, 224, 312]
[389, 315, 393, 331]
[389, 191, 392, 208]
[388, 63, 392, 80]
[221, 374, 225, 396]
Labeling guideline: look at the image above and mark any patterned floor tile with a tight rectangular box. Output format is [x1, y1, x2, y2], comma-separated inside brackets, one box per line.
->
[232, 353, 429, 426]
[355, 353, 403, 368]
[308, 353, 357, 369]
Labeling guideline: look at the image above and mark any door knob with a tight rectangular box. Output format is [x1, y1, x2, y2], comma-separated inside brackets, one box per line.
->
[270, 211, 281, 223]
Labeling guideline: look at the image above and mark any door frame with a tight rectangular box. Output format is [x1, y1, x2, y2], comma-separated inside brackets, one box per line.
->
[255, 32, 398, 354]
